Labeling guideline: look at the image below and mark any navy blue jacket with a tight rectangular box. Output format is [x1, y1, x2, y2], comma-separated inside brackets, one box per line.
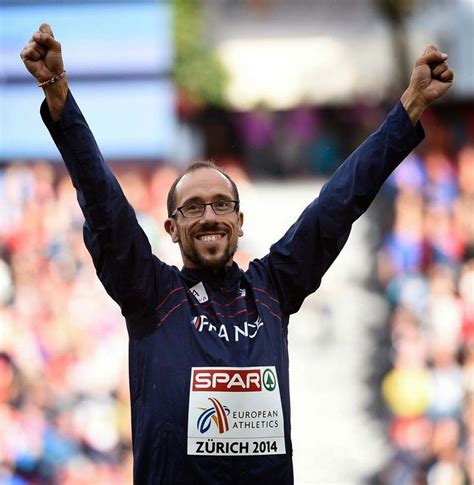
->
[42, 92, 423, 484]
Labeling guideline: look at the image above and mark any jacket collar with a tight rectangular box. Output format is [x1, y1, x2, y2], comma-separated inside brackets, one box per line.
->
[181, 262, 242, 292]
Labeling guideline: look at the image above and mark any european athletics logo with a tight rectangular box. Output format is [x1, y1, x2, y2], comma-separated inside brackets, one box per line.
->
[197, 398, 230, 434]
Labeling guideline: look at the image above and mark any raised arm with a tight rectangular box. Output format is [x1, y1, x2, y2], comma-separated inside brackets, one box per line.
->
[317, 45, 454, 239]
[21, 24, 167, 332]
[264, 45, 454, 315]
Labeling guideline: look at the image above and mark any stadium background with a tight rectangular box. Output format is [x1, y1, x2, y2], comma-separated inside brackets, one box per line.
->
[1, 0, 473, 483]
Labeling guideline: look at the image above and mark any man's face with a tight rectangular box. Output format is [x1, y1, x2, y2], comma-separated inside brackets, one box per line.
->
[164, 168, 244, 271]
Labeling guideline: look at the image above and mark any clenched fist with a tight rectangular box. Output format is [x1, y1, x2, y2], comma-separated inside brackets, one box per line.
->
[20, 23, 64, 84]
[409, 45, 454, 105]
[21, 23, 68, 120]
[401, 45, 454, 125]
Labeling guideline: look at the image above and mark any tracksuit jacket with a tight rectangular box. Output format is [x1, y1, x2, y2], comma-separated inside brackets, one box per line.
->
[41, 91, 424, 484]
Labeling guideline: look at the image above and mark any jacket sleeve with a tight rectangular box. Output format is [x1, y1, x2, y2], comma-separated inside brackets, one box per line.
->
[263, 101, 425, 315]
[41, 90, 167, 327]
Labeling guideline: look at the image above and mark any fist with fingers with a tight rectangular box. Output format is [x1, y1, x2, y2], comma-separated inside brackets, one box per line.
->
[401, 44, 454, 124]
[408, 44, 454, 107]
[20, 23, 64, 84]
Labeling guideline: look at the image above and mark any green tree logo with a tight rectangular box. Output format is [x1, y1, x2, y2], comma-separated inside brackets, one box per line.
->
[263, 369, 276, 391]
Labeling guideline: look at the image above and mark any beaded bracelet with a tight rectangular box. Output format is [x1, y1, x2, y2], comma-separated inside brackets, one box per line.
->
[37, 70, 66, 88]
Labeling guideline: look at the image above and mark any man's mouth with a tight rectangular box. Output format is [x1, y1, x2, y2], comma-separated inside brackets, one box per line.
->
[197, 234, 223, 242]
[193, 225, 228, 243]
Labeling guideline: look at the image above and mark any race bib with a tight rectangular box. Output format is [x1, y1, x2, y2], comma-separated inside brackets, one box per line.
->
[187, 366, 286, 456]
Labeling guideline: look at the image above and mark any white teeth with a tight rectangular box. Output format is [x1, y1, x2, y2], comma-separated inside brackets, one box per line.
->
[200, 234, 221, 242]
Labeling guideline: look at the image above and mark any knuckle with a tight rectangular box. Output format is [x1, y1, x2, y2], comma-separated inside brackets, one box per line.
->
[20, 47, 30, 59]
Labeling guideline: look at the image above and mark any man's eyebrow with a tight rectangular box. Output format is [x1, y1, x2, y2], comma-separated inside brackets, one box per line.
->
[179, 194, 233, 205]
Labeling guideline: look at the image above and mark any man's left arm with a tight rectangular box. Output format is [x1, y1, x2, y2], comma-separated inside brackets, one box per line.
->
[263, 45, 453, 315]
[316, 44, 454, 240]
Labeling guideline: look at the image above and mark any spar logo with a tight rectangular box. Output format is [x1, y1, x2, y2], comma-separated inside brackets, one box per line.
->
[197, 398, 230, 434]
[193, 368, 264, 392]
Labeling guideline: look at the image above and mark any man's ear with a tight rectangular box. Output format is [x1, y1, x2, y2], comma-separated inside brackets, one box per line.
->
[164, 218, 179, 243]
[238, 212, 244, 237]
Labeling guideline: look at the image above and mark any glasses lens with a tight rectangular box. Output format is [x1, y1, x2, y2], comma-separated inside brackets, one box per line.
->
[181, 203, 204, 217]
[212, 200, 234, 214]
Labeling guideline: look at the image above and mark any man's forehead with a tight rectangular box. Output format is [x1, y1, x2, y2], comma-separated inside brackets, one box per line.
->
[175, 168, 234, 203]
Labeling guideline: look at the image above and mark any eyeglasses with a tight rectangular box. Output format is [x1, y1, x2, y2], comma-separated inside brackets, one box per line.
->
[171, 199, 240, 218]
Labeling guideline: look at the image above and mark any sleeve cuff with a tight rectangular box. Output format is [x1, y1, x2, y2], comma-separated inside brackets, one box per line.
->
[40, 89, 80, 131]
[394, 100, 425, 145]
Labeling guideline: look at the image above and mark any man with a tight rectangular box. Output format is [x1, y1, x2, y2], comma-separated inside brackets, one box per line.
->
[21, 23, 453, 484]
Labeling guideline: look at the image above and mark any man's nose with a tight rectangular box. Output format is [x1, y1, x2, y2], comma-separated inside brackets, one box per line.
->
[201, 204, 218, 222]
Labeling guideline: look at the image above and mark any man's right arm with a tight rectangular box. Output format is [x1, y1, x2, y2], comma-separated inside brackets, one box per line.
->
[21, 24, 167, 329]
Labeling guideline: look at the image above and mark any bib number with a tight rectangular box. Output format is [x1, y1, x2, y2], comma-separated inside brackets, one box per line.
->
[187, 366, 286, 456]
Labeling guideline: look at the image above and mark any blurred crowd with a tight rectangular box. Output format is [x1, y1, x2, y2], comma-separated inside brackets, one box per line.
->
[195, 100, 388, 179]
[377, 116, 474, 482]
[235, 103, 386, 178]
[1, 162, 137, 483]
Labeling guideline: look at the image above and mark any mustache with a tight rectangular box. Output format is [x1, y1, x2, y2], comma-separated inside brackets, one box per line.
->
[191, 223, 228, 237]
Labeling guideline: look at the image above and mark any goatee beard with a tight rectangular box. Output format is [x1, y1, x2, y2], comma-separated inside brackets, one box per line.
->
[181, 240, 238, 271]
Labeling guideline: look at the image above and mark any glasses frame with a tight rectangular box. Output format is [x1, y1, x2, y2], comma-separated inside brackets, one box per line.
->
[171, 199, 240, 219]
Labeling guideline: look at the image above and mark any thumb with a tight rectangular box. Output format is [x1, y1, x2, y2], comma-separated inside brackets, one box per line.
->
[33, 25, 59, 50]
[417, 44, 448, 67]
[423, 44, 438, 56]
[39, 23, 54, 38]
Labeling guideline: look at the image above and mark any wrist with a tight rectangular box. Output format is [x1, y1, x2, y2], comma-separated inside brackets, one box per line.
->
[37, 70, 66, 88]
[400, 88, 427, 126]
[43, 74, 69, 122]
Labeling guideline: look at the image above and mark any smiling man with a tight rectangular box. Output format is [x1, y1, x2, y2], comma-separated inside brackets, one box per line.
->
[21, 23, 453, 485]
[165, 163, 244, 271]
